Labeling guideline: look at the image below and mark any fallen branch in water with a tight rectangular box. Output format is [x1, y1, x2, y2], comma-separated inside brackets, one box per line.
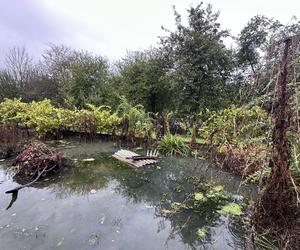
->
[5, 165, 55, 193]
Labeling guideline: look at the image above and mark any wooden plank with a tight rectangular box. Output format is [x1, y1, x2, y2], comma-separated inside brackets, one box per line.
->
[112, 149, 157, 168]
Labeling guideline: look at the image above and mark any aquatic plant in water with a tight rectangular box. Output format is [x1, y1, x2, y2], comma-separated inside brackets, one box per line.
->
[219, 203, 243, 216]
[196, 228, 206, 239]
[160, 177, 243, 244]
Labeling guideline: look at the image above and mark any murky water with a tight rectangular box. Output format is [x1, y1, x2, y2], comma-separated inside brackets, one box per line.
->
[0, 139, 256, 250]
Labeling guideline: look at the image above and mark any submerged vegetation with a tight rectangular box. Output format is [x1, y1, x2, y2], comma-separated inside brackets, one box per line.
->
[160, 176, 245, 245]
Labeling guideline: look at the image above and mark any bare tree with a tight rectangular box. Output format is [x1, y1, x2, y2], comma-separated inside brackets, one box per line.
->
[5, 46, 34, 88]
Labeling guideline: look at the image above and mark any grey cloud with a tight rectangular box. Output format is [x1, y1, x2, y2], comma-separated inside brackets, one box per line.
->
[0, 0, 102, 66]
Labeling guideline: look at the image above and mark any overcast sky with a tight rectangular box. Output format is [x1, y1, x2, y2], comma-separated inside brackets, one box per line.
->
[0, 0, 299, 65]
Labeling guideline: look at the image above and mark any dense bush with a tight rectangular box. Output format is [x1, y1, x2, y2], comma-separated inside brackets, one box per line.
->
[0, 98, 151, 138]
[200, 106, 269, 146]
[23, 99, 60, 136]
[0, 98, 28, 126]
[86, 104, 121, 134]
[116, 97, 153, 138]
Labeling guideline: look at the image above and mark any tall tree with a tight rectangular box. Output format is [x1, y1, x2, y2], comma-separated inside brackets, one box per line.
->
[160, 3, 234, 114]
[237, 16, 282, 75]
[236, 16, 300, 103]
[42, 44, 109, 108]
[114, 49, 172, 113]
[0, 70, 20, 101]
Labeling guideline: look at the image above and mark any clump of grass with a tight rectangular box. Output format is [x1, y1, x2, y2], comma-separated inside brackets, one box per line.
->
[158, 134, 189, 156]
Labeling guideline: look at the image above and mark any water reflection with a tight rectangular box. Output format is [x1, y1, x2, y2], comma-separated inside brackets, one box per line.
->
[48, 154, 255, 249]
[6, 190, 18, 210]
[0, 139, 256, 249]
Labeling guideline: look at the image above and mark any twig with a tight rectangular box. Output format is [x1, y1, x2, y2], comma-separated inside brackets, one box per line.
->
[5, 165, 55, 193]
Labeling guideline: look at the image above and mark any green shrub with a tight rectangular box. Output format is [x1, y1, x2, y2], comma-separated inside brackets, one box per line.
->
[72, 109, 97, 134]
[117, 96, 152, 137]
[23, 99, 60, 137]
[56, 108, 75, 131]
[0, 98, 28, 126]
[158, 134, 189, 156]
[86, 104, 121, 134]
[0, 98, 153, 139]
[200, 106, 269, 146]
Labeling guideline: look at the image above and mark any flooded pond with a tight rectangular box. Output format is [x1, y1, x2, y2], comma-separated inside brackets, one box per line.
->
[0, 139, 256, 249]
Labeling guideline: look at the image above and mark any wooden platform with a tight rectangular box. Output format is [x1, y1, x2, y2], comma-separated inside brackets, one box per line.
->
[112, 149, 157, 168]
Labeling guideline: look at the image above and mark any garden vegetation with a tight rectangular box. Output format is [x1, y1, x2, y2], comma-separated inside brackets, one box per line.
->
[1, 2, 300, 248]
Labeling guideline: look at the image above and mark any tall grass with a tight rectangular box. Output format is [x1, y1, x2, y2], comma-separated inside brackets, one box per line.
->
[158, 134, 189, 156]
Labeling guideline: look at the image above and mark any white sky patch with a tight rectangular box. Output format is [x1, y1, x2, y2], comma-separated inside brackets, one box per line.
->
[0, 0, 299, 65]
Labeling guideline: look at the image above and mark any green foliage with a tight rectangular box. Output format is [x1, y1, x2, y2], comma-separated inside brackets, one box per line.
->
[245, 138, 300, 184]
[0, 71, 22, 102]
[236, 16, 300, 103]
[193, 184, 228, 208]
[200, 106, 269, 146]
[0, 98, 28, 126]
[86, 104, 121, 134]
[0, 98, 122, 138]
[194, 192, 206, 202]
[237, 16, 282, 72]
[56, 108, 75, 131]
[115, 49, 172, 113]
[161, 3, 235, 113]
[42, 45, 110, 108]
[23, 99, 60, 137]
[158, 134, 189, 156]
[72, 109, 97, 134]
[253, 234, 279, 250]
[117, 96, 152, 137]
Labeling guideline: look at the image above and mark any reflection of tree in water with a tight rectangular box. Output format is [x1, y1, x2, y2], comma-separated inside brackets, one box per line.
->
[49, 159, 113, 197]
[37, 155, 250, 248]
[154, 183, 248, 249]
[109, 157, 250, 249]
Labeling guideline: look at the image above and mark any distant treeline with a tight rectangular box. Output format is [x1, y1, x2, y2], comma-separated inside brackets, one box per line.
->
[1, 3, 300, 116]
